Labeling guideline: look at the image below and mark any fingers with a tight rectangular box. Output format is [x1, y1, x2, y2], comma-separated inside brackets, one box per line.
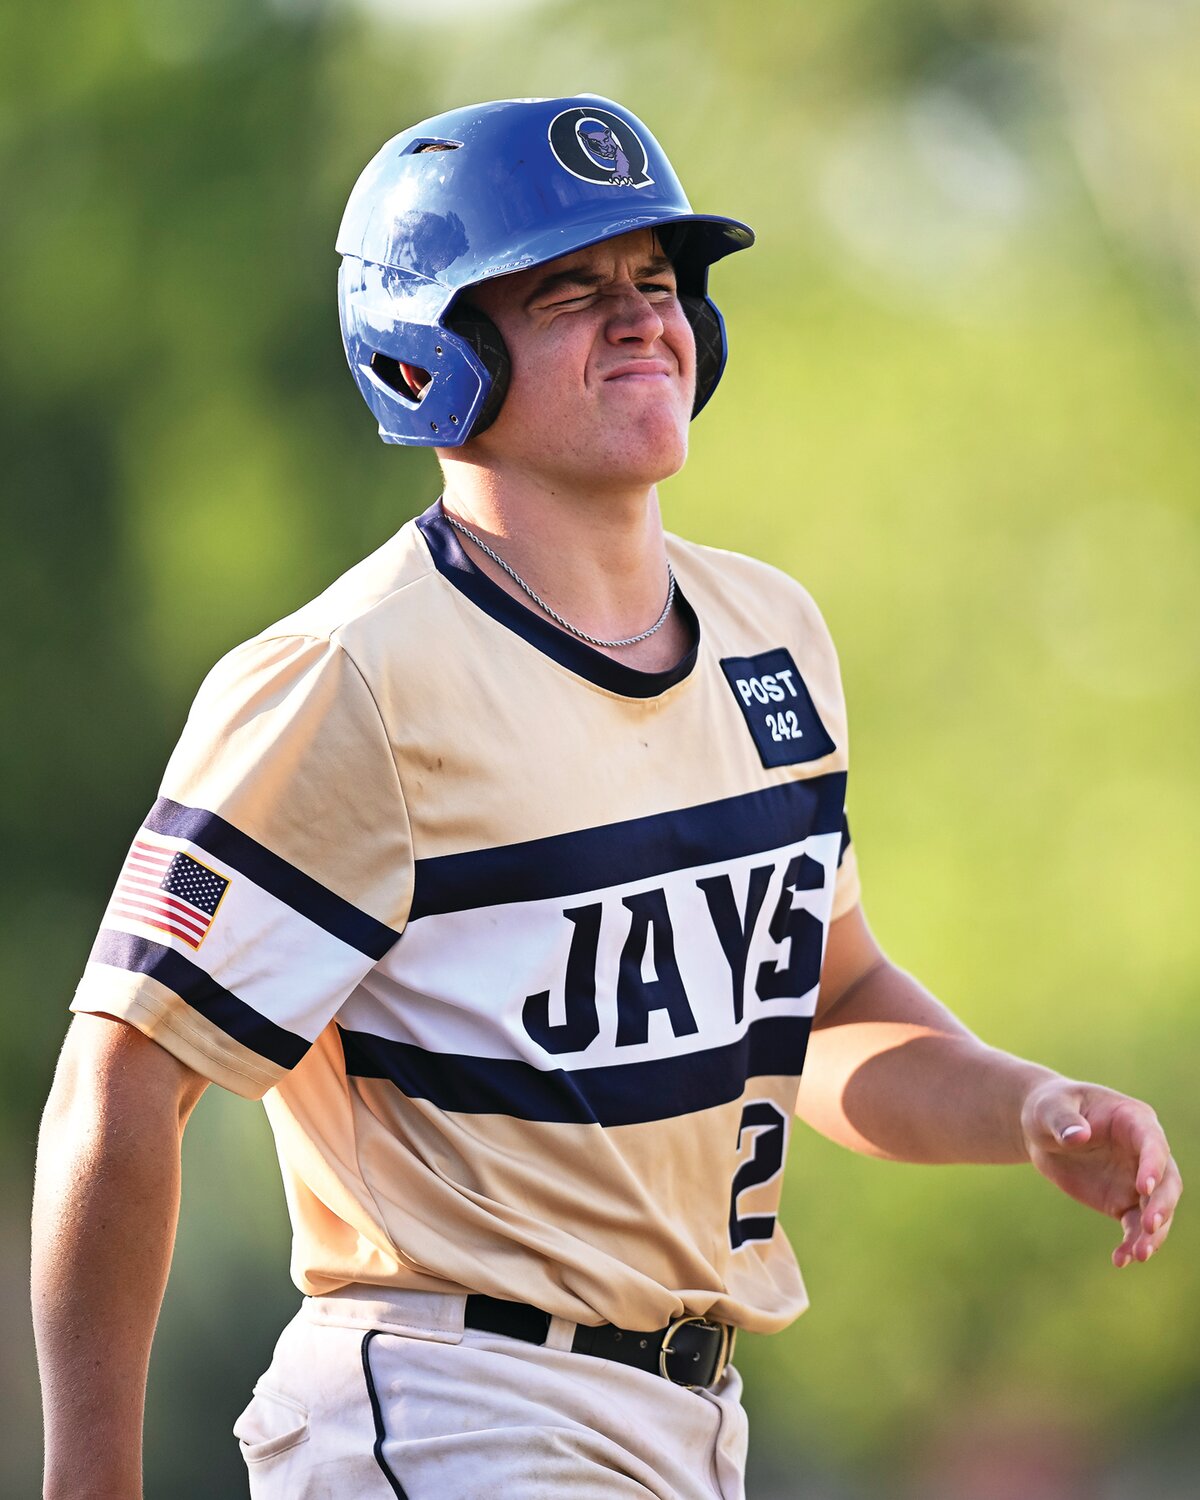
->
[1142, 1149, 1182, 1224]
[1113, 1207, 1140, 1269]
[1024, 1082, 1182, 1267]
[1077, 1095, 1181, 1268]
[1139, 1151, 1183, 1243]
[1113, 1210, 1170, 1268]
[1121, 1105, 1180, 1247]
[1113, 1153, 1182, 1268]
[1131, 1118, 1171, 1201]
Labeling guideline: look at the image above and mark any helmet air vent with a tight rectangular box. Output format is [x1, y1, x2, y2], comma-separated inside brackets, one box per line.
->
[370, 352, 431, 404]
[407, 140, 462, 155]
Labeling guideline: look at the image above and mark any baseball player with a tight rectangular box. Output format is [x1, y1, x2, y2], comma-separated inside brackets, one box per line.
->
[33, 95, 1180, 1500]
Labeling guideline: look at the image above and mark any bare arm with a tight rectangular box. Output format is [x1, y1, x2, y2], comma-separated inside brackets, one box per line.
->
[798, 903, 1181, 1265]
[32, 1013, 208, 1500]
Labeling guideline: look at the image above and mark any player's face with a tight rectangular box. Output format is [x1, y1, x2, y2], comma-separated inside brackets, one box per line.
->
[461, 229, 696, 491]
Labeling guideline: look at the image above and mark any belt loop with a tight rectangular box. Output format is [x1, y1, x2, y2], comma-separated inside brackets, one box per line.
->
[543, 1315, 576, 1353]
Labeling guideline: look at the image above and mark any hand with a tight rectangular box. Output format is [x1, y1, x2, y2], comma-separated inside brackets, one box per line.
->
[1020, 1079, 1182, 1268]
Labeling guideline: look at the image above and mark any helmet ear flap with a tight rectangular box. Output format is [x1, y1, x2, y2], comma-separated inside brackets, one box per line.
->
[444, 304, 511, 438]
[679, 294, 724, 418]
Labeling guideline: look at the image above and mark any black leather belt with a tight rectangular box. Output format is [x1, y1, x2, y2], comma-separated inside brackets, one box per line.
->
[464, 1294, 736, 1391]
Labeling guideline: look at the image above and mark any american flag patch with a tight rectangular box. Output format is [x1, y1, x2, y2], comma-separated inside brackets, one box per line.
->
[110, 839, 230, 949]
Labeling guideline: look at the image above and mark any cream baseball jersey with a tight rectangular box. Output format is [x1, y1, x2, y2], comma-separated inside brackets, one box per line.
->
[72, 501, 861, 1335]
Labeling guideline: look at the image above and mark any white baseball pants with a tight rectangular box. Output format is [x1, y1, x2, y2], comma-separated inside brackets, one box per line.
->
[234, 1287, 749, 1499]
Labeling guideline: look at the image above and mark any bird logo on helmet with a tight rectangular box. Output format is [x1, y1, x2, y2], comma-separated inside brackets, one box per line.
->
[335, 94, 755, 448]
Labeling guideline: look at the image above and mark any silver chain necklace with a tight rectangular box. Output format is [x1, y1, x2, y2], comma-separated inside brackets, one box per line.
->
[445, 514, 677, 650]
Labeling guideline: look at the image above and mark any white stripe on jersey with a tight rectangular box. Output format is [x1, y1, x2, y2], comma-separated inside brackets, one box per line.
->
[101, 830, 375, 1044]
[340, 829, 841, 1069]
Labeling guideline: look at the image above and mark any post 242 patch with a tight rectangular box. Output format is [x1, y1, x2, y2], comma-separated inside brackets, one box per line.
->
[719, 649, 836, 769]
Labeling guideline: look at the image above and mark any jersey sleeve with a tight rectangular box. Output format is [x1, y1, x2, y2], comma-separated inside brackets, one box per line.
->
[786, 573, 861, 923]
[71, 632, 412, 1099]
[832, 816, 860, 920]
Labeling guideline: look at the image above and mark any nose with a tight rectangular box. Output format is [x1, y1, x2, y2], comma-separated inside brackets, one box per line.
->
[604, 284, 666, 345]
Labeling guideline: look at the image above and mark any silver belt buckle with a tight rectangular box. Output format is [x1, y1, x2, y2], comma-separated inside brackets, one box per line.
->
[658, 1314, 736, 1389]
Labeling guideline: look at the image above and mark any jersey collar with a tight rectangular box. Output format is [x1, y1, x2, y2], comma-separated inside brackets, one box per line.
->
[416, 500, 699, 700]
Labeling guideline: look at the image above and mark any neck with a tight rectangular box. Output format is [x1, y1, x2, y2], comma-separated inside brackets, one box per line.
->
[438, 464, 690, 670]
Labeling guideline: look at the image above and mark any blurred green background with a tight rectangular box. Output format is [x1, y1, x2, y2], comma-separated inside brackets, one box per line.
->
[4, 0, 1198, 1495]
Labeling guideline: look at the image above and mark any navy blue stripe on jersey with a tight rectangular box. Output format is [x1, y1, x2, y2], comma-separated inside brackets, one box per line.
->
[839, 814, 851, 865]
[143, 798, 399, 960]
[338, 1015, 812, 1126]
[409, 772, 846, 922]
[90, 929, 310, 1068]
[417, 500, 700, 700]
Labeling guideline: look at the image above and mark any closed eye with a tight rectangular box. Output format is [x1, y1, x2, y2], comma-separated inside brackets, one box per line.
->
[550, 282, 674, 307]
[548, 290, 598, 308]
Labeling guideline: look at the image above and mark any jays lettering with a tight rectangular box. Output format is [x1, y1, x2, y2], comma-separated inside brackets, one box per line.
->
[366, 780, 847, 1094]
[521, 844, 828, 1060]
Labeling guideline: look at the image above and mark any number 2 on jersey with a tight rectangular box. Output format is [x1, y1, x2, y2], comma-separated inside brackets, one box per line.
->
[765, 710, 803, 742]
[728, 1100, 788, 1249]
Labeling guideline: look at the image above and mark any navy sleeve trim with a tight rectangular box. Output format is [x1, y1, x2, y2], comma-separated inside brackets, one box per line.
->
[146, 798, 399, 960]
[409, 772, 847, 922]
[91, 929, 310, 1069]
[338, 1014, 812, 1127]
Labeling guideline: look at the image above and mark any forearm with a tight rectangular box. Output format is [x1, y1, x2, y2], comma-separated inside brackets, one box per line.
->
[32, 1018, 201, 1500]
[798, 959, 1058, 1163]
[802, 905, 1182, 1261]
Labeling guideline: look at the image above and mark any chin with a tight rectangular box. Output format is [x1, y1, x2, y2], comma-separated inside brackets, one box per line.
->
[596, 448, 687, 491]
[610, 417, 690, 485]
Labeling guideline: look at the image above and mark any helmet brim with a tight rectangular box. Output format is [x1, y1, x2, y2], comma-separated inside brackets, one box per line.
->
[464, 208, 754, 302]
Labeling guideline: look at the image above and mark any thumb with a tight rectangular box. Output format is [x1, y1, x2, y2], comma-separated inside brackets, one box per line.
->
[1022, 1080, 1093, 1155]
[1025, 1082, 1092, 1149]
[1052, 1115, 1091, 1148]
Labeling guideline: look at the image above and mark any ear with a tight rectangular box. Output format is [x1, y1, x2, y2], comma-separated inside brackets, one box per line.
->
[398, 361, 431, 398]
[368, 352, 431, 404]
[444, 304, 512, 437]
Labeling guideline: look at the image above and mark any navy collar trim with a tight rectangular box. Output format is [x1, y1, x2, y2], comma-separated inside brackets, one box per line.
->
[416, 500, 699, 700]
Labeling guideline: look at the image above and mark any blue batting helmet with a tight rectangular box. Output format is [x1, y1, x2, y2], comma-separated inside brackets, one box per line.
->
[336, 94, 755, 447]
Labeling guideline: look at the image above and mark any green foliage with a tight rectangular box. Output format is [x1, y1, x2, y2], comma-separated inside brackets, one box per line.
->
[6, 1, 1198, 1494]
